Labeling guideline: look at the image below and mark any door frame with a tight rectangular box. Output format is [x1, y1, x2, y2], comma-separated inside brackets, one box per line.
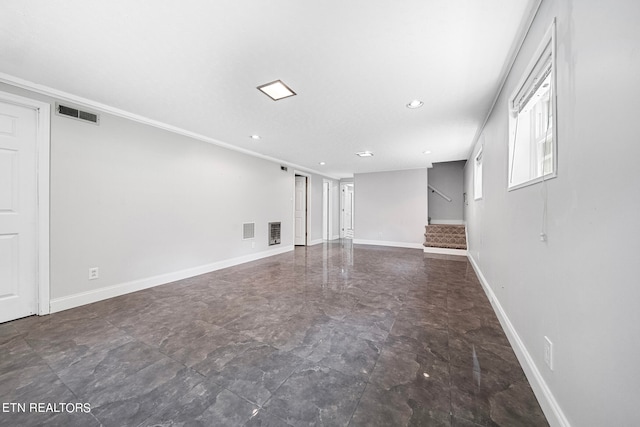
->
[293, 171, 311, 246]
[0, 90, 50, 316]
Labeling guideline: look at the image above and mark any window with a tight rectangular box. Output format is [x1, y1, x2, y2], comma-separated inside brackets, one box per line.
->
[474, 147, 483, 200]
[508, 21, 557, 190]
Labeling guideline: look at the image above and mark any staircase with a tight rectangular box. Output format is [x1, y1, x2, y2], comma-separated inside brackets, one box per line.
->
[424, 224, 467, 254]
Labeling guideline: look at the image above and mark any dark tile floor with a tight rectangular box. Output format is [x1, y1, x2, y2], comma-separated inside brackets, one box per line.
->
[0, 241, 548, 426]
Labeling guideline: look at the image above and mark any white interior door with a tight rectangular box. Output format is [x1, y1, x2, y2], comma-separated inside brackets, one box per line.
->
[342, 184, 354, 238]
[294, 175, 307, 245]
[0, 100, 38, 322]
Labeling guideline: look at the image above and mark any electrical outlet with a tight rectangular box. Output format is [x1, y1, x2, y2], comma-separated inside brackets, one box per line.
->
[544, 336, 553, 370]
[88, 267, 99, 280]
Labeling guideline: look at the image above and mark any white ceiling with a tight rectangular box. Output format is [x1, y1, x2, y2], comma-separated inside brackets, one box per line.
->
[0, 0, 536, 178]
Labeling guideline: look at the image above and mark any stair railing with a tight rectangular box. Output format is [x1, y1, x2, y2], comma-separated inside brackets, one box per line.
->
[428, 185, 452, 202]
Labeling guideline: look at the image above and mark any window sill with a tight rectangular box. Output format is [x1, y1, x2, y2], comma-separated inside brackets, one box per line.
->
[508, 172, 557, 192]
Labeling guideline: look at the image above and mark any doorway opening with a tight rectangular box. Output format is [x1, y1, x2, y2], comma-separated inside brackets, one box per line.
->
[340, 183, 354, 239]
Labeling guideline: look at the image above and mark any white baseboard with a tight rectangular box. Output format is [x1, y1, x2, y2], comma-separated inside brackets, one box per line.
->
[423, 246, 468, 256]
[429, 219, 465, 225]
[353, 239, 424, 250]
[467, 254, 570, 427]
[331, 234, 340, 240]
[309, 239, 324, 246]
[50, 245, 295, 314]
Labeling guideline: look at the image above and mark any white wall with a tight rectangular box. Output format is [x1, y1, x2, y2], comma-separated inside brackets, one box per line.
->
[427, 161, 465, 223]
[464, 1, 640, 426]
[353, 169, 427, 248]
[0, 82, 317, 310]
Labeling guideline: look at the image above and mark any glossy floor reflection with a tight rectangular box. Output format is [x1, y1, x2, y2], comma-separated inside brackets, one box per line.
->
[0, 241, 548, 426]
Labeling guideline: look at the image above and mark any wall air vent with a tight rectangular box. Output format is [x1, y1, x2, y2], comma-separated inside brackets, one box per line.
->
[56, 103, 100, 125]
[242, 222, 255, 240]
[269, 222, 281, 246]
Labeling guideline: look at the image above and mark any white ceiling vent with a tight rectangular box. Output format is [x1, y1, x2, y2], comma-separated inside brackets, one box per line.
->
[56, 103, 100, 125]
[243, 222, 255, 240]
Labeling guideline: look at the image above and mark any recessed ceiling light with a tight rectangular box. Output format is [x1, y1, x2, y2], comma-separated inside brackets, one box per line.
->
[319, 162, 326, 166]
[250, 134, 261, 140]
[356, 151, 374, 157]
[406, 99, 424, 109]
[422, 150, 431, 154]
[257, 80, 296, 101]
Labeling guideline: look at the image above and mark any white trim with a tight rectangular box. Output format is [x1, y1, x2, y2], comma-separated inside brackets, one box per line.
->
[331, 234, 341, 240]
[467, 254, 570, 427]
[309, 239, 324, 246]
[0, 72, 341, 182]
[507, 172, 558, 192]
[0, 91, 51, 316]
[423, 247, 468, 256]
[50, 245, 294, 313]
[430, 219, 465, 225]
[353, 239, 424, 250]
[466, 0, 544, 161]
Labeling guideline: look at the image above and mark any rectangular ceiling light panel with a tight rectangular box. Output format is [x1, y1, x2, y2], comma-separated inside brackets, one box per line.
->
[257, 80, 296, 100]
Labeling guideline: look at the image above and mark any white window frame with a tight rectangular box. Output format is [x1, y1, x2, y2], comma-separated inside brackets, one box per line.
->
[507, 20, 557, 191]
[474, 146, 483, 200]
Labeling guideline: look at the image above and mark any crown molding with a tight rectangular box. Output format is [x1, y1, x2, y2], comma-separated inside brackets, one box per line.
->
[0, 72, 341, 181]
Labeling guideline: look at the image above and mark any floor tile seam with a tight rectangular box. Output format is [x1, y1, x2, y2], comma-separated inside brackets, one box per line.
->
[255, 355, 308, 412]
[446, 282, 454, 425]
[130, 376, 207, 427]
[83, 322, 200, 386]
[345, 379, 374, 427]
[32, 349, 105, 427]
[317, 324, 389, 353]
[446, 356, 523, 373]
[243, 409, 295, 427]
[214, 326, 263, 349]
[129, 368, 208, 426]
[0, 321, 21, 338]
[15, 335, 66, 378]
[451, 415, 486, 427]
[377, 340, 449, 365]
[344, 319, 395, 392]
[103, 316, 181, 361]
[296, 360, 371, 387]
[342, 314, 392, 427]
[388, 321, 450, 335]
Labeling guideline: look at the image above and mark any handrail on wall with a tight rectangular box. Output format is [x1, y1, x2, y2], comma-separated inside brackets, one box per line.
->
[428, 185, 452, 202]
